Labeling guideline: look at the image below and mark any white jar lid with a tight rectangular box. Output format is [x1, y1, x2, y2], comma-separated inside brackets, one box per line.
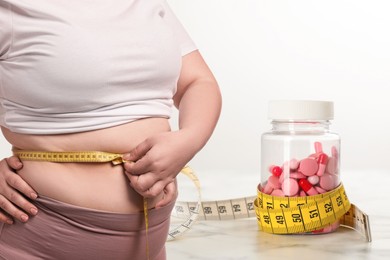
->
[268, 100, 334, 120]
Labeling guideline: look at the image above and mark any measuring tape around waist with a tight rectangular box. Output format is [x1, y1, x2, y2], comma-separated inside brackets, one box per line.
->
[13, 149, 372, 242]
[12, 150, 126, 165]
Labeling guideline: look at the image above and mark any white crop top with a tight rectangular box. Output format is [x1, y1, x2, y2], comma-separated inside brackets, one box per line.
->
[0, 0, 197, 134]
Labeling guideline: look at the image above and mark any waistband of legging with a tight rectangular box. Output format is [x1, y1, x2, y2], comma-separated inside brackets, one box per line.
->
[34, 195, 175, 234]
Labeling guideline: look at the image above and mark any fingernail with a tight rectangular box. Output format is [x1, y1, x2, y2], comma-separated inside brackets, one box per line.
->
[6, 219, 13, 225]
[21, 214, 29, 222]
[122, 154, 130, 160]
[30, 208, 38, 215]
[30, 193, 38, 199]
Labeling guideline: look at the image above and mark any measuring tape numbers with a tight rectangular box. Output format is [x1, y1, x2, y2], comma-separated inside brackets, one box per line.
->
[255, 183, 350, 234]
[339, 204, 372, 242]
[253, 183, 371, 241]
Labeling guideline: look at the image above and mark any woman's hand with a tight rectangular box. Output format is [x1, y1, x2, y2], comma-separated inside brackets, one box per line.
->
[122, 130, 193, 203]
[0, 156, 38, 224]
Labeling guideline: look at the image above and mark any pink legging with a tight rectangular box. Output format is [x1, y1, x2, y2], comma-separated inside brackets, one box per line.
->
[0, 195, 174, 260]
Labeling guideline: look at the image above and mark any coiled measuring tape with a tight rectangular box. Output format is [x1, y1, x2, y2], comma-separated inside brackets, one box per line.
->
[256, 184, 350, 232]
[172, 176, 371, 242]
[13, 150, 372, 243]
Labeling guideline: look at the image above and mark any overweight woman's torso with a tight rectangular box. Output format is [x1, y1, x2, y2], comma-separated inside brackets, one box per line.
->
[1, 118, 169, 213]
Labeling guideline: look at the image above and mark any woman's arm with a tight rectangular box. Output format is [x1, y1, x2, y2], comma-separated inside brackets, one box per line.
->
[123, 50, 222, 205]
[0, 156, 38, 224]
[173, 50, 222, 154]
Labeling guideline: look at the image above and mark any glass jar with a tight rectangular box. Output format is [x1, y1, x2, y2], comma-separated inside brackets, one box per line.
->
[260, 100, 340, 233]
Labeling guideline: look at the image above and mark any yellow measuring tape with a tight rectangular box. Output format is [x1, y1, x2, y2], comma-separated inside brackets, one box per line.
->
[12, 150, 126, 165]
[255, 183, 350, 233]
[13, 149, 372, 244]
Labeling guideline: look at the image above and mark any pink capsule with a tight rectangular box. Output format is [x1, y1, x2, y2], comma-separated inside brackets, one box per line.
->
[262, 175, 281, 194]
[279, 171, 285, 183]
[331, 146, 339, 159]
[299, 190, 307, 197]
[269, 165, 283, 177]
[330, 146, 339, 173]
[314, 142, 323, 153]
[326, 157, 338, 175]
[281, 178, 299, 196]
[298, 179, 319, 196]
[316, 153, 328, 176]
[299, 158, 319, 176]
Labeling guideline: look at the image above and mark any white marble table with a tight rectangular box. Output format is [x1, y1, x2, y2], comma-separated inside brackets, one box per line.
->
[166, 170, 390, 259]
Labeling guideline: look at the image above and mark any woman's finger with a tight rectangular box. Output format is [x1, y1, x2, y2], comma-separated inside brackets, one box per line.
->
[0, 210, 14, 224]
[6, 172, 38, 200]
[123, 154, 153, 176]
[0, 194, 32, 223]
[5, 156, 23, 171]
[127, 173, 158, 196]
[155, 180, 177, 208]
[123, 139, 153, 163]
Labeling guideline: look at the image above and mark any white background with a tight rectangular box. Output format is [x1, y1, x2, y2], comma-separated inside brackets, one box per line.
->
[0, 0, 389, 198]
[168, 0, 390, 182]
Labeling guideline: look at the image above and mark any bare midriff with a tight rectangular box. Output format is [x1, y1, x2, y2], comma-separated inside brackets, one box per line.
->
[1, 118, 170, 213]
